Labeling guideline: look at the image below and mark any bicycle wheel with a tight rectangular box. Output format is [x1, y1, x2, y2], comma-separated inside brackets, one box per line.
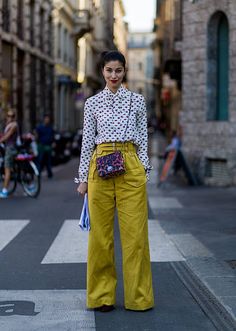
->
[21, 160, 41, 198]
[0, 165, 17, 195]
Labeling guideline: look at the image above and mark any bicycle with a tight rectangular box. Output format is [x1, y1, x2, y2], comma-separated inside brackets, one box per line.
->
[0, 143, 41, 198]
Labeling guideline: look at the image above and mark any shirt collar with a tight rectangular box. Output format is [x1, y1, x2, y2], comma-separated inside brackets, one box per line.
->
[103, 85, 128, 105]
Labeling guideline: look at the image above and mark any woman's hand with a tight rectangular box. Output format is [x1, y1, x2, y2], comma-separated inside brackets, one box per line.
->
[77, 182, 88, 196]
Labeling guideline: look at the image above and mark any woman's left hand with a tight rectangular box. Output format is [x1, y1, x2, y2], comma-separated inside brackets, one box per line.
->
[77, 182, 88, 196]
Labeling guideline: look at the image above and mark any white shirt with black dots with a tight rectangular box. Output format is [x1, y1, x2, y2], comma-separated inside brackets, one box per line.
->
[78, 85, 152, 182]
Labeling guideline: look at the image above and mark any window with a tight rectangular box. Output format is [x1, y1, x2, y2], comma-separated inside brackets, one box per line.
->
[30, 56, 37, 128]
[29, 0, 35, 46]
[64, 28, 68, 62]
[138, 62, 143, 71]
[17, 0, 24, 39]
[207, 12, 229, 121]
[57, 23, 61, 58]
[2, 0, 10, 32]
[48, 16, 53, 56]
[39, 8, 44, 51]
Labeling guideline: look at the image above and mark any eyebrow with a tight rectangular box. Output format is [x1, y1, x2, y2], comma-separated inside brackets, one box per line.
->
[105, 66, 123, 69]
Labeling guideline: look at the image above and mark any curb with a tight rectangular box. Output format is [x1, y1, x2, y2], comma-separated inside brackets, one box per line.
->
[171, 261, 236, 331]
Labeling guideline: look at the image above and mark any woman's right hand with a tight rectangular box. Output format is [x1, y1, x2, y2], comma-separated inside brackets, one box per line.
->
[77, 182, 88, 196]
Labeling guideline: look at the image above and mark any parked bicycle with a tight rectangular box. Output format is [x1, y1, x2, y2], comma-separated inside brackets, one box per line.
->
[0, 142, 40, 198]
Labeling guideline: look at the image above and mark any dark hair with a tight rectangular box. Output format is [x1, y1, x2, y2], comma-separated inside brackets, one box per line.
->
[100, 50, 126, 69]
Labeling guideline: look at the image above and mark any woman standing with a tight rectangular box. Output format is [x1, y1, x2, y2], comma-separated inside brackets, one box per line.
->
[77, 51, 154, 312]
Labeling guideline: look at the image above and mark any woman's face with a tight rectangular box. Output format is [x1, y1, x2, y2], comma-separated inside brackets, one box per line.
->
[102, 60, 126, 93]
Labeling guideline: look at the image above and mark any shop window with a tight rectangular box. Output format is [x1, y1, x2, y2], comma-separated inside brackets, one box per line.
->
[207, 12, 229, 121]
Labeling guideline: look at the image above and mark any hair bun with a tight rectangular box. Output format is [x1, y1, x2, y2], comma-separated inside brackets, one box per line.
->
[101, 51, 109, 58]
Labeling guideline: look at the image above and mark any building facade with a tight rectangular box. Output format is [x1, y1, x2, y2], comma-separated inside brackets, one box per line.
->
[153, 0, 182, 135]
[181, 0, 236, 186]
[0, 0, 54, 132]
[53, 0, 89, 131]
[0, 0, 127, 133]
[77, 0, 115, 97]
[113, 0, 128, 57]
[128, 32, 156, 121]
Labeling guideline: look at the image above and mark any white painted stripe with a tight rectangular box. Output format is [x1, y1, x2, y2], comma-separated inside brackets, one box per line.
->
[149, 197, 183, 209]
[0, 220, 30, 252]
[0, 290, 95, 331]
[42, 219, 185, 264]
[169, 233, 213, 258]
[41, 220, 88, 264]
[148, 220, 185, 262]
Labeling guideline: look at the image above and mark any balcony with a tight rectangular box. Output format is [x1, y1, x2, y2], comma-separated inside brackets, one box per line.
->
[73, 10, 91, 38]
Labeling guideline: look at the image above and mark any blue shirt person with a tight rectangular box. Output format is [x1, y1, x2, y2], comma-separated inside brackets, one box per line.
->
[36, 114, 54, 178]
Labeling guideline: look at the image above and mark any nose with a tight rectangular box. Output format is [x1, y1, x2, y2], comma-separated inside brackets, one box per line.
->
[111, 71, 117, 78]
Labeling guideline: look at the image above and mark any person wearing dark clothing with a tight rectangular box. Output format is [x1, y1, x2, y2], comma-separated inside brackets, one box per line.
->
[36, 114, 54, 178]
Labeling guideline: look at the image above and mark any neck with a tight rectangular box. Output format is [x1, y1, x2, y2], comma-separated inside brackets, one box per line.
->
[107, 85, 122, 94]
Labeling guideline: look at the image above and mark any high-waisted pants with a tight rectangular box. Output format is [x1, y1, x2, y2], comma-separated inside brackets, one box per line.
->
[87, 142, 154, 310]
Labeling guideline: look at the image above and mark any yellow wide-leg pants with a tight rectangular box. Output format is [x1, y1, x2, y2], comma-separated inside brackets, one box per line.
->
[87, 142, 154, 310]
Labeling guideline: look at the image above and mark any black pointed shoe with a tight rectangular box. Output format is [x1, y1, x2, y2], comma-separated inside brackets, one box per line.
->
[95, 305, 115, 312]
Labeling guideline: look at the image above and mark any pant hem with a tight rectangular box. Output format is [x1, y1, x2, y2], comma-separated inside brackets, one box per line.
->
[125, 302, 154, 311]
[87, 300, 115, 309]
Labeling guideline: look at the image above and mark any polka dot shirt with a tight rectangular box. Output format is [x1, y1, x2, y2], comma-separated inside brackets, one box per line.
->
[78, 85, 152, 182]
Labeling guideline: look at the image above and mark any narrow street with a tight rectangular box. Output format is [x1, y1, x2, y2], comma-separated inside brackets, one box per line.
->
[1, 139, 235, 330]
[1, 0, 236, 329]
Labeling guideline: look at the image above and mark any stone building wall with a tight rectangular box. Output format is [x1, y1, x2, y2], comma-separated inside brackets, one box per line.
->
[181, 0, 236, 185]
[0, 0, 54, 132]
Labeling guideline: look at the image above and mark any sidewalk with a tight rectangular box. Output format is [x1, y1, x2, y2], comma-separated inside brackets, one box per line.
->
[148, 132, 236, 330]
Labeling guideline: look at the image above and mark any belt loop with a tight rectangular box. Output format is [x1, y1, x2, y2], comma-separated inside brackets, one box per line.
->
[122, 141, 125, 152]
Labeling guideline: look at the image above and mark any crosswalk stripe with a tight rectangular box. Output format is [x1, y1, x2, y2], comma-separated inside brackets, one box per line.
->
[149, 197, 183, 210]
[41, 220, 88, 264]
[0, 290, 95, 331]
[0, 220, 30, 252]
[41, 219, 185, 264]
[148, 220, 185, 262]
[169, 233, 213, 258]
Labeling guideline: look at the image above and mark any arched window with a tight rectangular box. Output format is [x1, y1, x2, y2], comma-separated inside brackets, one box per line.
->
[207, 12, 229, 121]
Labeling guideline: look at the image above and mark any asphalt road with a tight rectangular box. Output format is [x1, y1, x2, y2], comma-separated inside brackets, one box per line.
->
[0, 159, 217, 331]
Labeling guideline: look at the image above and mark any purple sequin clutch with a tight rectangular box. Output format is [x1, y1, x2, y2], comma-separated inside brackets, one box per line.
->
[96, 150, 125, 179]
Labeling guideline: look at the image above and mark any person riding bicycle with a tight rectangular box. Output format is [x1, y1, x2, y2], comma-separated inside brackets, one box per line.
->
[0, 110, 18, 198]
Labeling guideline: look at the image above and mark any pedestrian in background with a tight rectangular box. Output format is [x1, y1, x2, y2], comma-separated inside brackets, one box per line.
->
[0, 110, 18, 198]
[35, 114, 54, 178]
[77, 50, 154, 312]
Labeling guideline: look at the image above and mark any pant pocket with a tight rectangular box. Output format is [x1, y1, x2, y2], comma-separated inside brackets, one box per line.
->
[123, 168, 146, 187]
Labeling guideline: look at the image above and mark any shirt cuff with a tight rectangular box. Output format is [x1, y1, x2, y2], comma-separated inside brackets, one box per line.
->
[74, 175, 88, 184]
